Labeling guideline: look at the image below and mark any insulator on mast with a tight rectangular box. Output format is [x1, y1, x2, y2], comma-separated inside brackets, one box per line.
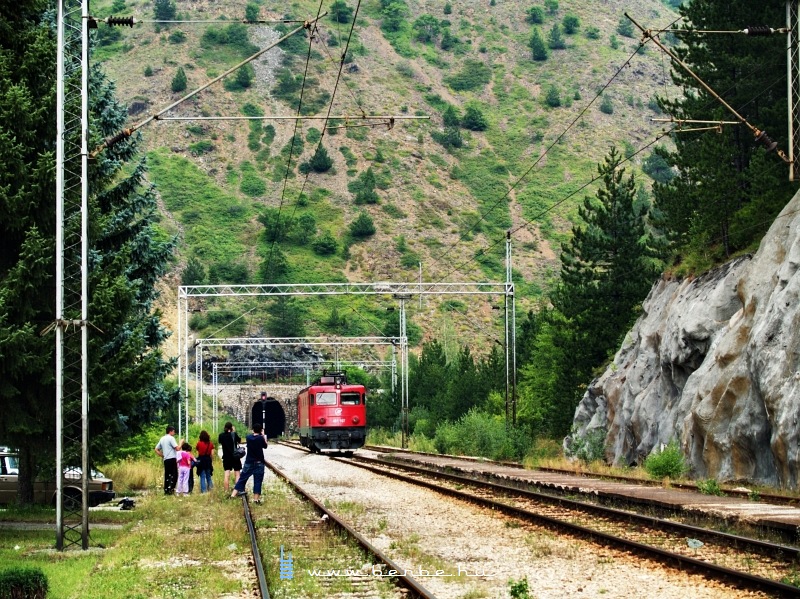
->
[742, 26, 774, 36]
[755, 130, 778, 152]
[104, 15, 136, 27]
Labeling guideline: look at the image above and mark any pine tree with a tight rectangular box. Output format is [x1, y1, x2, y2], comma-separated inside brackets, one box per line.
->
[258, 246, 290, 283]
[443, 105, 461, 127]
[182, 256, 206, 285]
[529, 28, 548, 61]
[349, 212, 376, 239]
[153, 0, 176, 21]
[409, 340, 450, 424]
[549, 147, 663, 434]
[267, 297, 306, 337]
[0, 2, 176, 500]
[309, 146, 333, 173]
[171, 66, 187, 92]
[462, 105, 488, 131]
[329, 0, 354, 24]
[654, 1, 793, 261]
[547, 24, 566, 50]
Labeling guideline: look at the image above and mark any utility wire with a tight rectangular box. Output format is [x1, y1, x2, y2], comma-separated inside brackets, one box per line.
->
[263, 0, 365, 280]
[421, 39, 652, 285]
[423, 15, 788, 286]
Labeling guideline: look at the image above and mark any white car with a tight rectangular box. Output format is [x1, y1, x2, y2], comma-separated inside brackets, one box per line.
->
[0, 447, 115, 507]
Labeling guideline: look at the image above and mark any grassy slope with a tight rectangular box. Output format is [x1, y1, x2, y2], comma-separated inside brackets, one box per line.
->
[94, 0, 679, 352]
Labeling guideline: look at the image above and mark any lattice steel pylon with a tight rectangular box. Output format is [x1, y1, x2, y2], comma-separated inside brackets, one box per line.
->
[55, 0, 90, 549]
[788, 0, 800, 181]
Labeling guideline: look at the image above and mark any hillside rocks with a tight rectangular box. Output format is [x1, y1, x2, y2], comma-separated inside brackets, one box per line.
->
[571, 189, 800, 489]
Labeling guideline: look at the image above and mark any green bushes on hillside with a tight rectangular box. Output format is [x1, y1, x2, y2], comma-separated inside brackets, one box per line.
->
[444, 59, 491, 91]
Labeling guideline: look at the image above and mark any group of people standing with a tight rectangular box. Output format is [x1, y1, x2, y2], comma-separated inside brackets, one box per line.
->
[154, 421, 269, 503]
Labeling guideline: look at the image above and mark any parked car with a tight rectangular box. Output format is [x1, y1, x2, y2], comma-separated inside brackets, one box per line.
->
[0, 447, 116, 507]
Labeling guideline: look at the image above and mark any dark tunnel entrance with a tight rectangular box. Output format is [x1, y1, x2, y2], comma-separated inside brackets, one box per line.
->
[250, 398, 286, 438]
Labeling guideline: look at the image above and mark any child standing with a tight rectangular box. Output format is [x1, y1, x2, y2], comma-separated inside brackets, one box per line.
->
[176, 442, 194, 497]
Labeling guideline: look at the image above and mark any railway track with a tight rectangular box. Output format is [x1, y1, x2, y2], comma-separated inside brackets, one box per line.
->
[363, 444, 800, 507]
[340, 453, 800, 597]
[257, 457, 436, 599]
[234, 494, 270, 599]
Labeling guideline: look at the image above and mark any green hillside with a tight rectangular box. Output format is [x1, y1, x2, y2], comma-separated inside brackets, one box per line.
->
[93, 0, 681, 349]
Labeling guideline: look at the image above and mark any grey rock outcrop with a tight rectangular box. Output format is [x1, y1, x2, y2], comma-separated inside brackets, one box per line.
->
[572, 190, 800, 488]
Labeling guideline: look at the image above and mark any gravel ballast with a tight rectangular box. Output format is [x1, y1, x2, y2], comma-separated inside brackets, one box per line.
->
[264, 445, 767, 599]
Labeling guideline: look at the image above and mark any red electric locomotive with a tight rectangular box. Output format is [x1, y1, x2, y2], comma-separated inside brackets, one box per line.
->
[297, 371, 367, 452]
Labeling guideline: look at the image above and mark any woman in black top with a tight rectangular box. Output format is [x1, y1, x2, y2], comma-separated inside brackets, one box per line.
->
[218, 422, 242, 492]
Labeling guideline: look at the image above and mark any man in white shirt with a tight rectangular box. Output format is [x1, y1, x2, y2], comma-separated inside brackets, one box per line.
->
[154, 425, 183, 495]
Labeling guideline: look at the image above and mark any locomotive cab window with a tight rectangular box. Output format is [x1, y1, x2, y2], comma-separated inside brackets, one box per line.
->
[316, 392, 337, 406]
[340, 392, 361, 405]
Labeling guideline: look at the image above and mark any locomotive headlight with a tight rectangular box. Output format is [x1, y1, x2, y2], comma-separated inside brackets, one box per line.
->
[318, 417, 326, 424]
[352, 416, 360, 424]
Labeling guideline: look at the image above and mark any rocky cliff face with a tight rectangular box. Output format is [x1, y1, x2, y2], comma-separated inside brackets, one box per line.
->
[572, 190, 800, 489]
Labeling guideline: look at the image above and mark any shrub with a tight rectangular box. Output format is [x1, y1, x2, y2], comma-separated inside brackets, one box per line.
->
[431, 126, 462, 149]
[585, 26, 600, 40]
[168, 29, 186, 43]
[396, 62, 415, 78]
[312, 231, 339, 255]
[245, 3, 259, 22]
[240, 172, 266, 197]
[462, 105, 488, 131]
[330, 0, 354, 24]
[565, 426, 606, 464]
[0, 567, 48, 599]
[617, 16, 635, 38]
[563, 14, 580, 34]
[599, 94, 614, 114]
[189, 140, 214, 155]
[443, 59, 491, 91]
[643, 440, 688, 479]
[525, 7, 544, 24]
[697, 479, 725, 496]
[349, 212, 376, 238]
[433, 409, 530, 460]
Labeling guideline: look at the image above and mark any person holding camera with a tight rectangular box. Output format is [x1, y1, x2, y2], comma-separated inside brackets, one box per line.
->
[218, 422, 242, 492]
[229, 423, 268, 504]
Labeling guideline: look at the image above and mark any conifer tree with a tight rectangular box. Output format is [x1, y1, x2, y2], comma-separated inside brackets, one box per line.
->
[309, 146, 333, 173]
[654, 1, 793, 261]
[154, 0, 176, 20]
[171, 66, 187, 92]
[548, 147, 663, 434]
[0, 2, 175, 500]
[529, 28, 548, 61]
[547, 24, 566, 49]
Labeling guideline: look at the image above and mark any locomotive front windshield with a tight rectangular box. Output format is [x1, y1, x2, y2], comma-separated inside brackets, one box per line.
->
[341, 392, 361, 405]
[316, 392, 337, 406]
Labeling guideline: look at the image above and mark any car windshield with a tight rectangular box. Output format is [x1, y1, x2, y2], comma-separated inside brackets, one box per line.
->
[7, 456, 18, 475]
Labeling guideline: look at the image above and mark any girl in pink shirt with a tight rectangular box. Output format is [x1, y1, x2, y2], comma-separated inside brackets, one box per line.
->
[176, 442, 194, 496]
